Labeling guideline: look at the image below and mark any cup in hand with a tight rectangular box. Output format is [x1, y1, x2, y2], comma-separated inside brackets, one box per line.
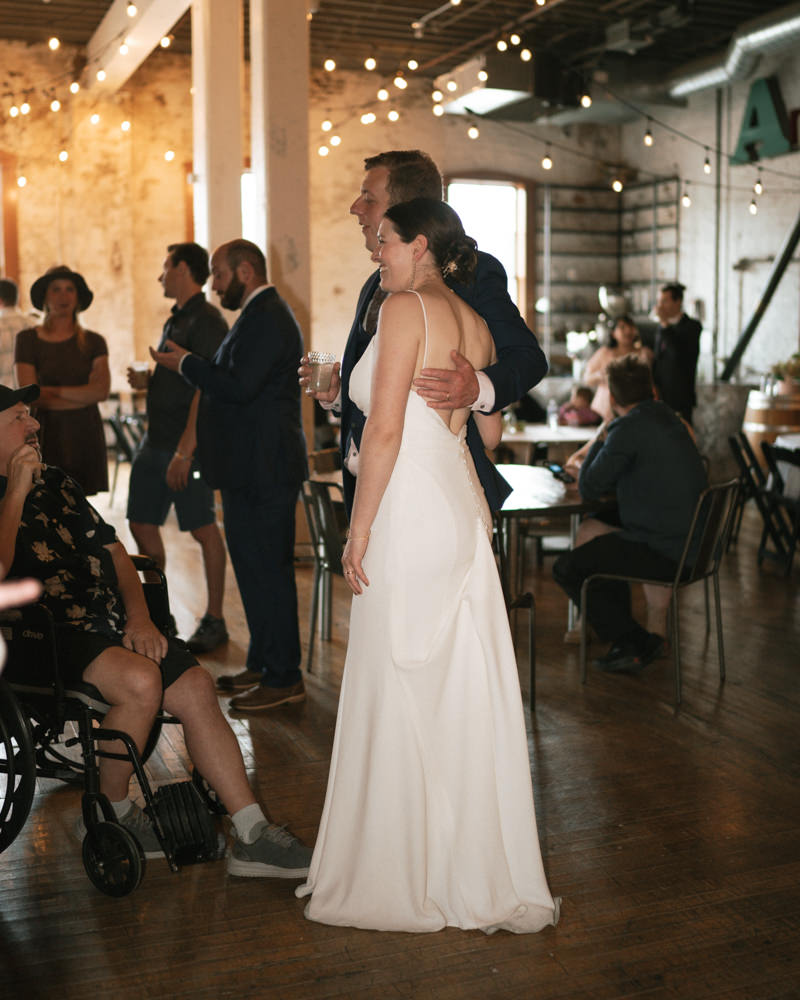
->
[307, 351, 337, 393]
[129, 361, 150, 390]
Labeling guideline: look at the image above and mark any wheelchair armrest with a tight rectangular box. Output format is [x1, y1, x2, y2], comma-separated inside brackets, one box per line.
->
[0, 603, 60, 693]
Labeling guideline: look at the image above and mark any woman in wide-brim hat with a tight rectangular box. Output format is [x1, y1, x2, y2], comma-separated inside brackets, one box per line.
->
[14, 266, 110, 495]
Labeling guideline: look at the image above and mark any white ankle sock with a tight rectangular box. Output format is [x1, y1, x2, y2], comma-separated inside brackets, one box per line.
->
[232, 803, 267, 843]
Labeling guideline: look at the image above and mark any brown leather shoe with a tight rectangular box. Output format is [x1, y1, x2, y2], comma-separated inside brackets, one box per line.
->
[216, 668, 263, 692]
[229, 680, 306, 712]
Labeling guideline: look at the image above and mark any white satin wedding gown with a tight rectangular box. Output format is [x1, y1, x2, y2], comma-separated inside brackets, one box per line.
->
[297, 292, 559, 934]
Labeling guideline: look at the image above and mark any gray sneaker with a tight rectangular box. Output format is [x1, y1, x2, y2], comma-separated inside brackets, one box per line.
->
[186, 614, 229, 654]
[75, 802, 163, 859]
[226, 821, 312, 878]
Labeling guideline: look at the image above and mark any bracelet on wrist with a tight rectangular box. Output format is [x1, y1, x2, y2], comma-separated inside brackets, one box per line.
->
[346, 529, 370, 540]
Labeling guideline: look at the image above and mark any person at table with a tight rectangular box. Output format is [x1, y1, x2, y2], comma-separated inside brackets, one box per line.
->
[582, 315, 653, 422]
[558, 385, 601, 427]
[552, 355, 706, 674]
[296, 198, 559, 935]
[298, 149, 548, 516]
[14, 266, 110, 495]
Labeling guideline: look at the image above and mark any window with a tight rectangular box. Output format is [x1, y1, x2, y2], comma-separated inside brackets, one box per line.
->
[446, 178, 530, 320]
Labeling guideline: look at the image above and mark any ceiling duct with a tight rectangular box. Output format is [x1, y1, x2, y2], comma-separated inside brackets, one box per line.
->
[668, 1, 800, 98]
[435, 52, 532, 115]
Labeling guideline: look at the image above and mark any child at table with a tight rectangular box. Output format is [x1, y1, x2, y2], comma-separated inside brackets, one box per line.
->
[558, 386, 602, 427]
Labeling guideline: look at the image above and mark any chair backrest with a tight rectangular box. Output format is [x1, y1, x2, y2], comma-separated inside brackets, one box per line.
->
[303, 480, 345, 576]
[308, 448, 342, 475]
[675, 479, 740, 585]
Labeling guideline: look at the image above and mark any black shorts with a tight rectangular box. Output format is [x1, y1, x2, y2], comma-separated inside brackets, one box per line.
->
[56, 626, 198, 689]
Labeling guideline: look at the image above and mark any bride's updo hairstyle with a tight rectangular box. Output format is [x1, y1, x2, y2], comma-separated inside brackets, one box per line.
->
[383, 198, 478, 284]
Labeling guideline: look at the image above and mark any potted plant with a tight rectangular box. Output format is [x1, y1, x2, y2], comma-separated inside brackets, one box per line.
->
[770, 353, 800, 395]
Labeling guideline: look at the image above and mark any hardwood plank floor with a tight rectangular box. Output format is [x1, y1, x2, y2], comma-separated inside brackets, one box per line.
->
[2, 467, 799, 1000]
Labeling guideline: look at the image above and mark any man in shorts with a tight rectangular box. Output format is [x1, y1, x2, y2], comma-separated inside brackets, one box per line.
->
[0, 384, 312, 877]
[127, 243, 229, 654]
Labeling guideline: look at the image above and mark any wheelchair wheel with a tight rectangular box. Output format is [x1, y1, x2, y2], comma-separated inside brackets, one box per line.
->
[82, 821, 145, 897]
[0, 680, 37, 854]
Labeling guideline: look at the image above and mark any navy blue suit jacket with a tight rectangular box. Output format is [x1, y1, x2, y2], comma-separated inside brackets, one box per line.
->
[181, 287, 307, 497]
[652, 313, 702, 419]
[340, 251, 548, 513]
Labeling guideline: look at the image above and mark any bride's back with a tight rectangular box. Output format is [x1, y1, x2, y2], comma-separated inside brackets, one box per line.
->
[413, 286, 494, 435]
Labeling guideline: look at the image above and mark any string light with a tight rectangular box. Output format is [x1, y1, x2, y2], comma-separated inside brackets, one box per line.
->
[20, 102, 30, 115]
[318, 145, 329, 157]
[321, 119, 333, 132]
[58, 150, 69, 162]
[612, 177, 624, 193]
[50, 99, 61, 112]
[432, 89, 443, 102]
[48, 37, 60, 51]
[450, 0, 462, 6]
[643, 120, 654, 147]
[96, 69, 106, 82]
[377, 88, 389, 101]
[160, 36, 172, 48]
[520, 49, 532, 62]
[394, 74, 408, 90]
[70, 82, 80, 94]
[330, 135, 341, 146]
[164, 150, 175, 161]
[364, 57, 376, 71]
[121, 120, 131, 132]
[754, 172, 763, 196]
[681, 182, 691, 208]
[749, 198, 758, 215]
[445, 80, 457, 92]
[407, 59, 418, 71]
[468, 125, 480, 139]
[541, 148, 553, 170]
[126, 3, 137, 16]
[360, 112, 376, 124]
[9, 105, 19, 117]
[510, 34, 521, 46]
[119, 43, 129, 55]
[580, 93, 592, 108]
[90, 113, 100, 124]
[17, 176, 26, 188]
[323, 59, 336, 72]
[432, 104, 444, 117]
[497, 39, 508, 52]
[703, 149, 711, 174]
[388, 110, 400, 122]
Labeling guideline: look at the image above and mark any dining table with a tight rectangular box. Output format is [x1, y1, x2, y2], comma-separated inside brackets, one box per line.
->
[775, 432, 800, 499]
[499, 422, 597, 465]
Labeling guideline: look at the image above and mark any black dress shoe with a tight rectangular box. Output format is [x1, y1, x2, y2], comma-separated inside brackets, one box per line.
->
[593, 640, 643, 673]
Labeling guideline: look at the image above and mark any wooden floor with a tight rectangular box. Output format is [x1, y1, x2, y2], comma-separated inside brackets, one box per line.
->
[2, 467, 799, 1000]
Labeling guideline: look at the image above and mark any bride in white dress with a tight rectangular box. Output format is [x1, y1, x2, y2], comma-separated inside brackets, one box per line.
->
[297, 199, 559, 934]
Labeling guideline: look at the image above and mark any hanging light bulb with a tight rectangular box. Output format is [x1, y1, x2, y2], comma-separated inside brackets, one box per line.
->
[164, 150, 175, 161]
[364, 57, 377, 71]
[432, 104, 444, 117]
[450, 0, 462, 5]
[612, 178, 624, 193]
[749, 198, 758, 215]
[119, 43, 129, 55]
[445, 80, 457, 92]
[643, 120, 654, 147]
[160, 36, 172, 48]
[377, 88, 389, 101]
[467, 125, 479, 139]
[121, 120, 131, 132]
[96, 69, 106, 82]
[407, 59, 418, 71]
[497, 39, 508, 52]
[510, 34, 521, 46]
[388, 110, 400, 122]
[321, 119, 333, 131]
[17, 175, 26, 188]
[432, 89, 443, 102]
[541, 149, 553, 170]
[318, 145, 330, 157]
[360, 112, 376, 124]
[70, 81, 80, 94]
[520, 48, 532, 62]
[50, 99, 61, 112]
[681, 183, 691, 208]
[58, 150, 69, 162]
[9, 105, 19, 118]
[330, 135, 341, 146]
[580, 93, 592, 108]
[20, 102, 30, 115]
[394, 74, 408, 90]
[90, 113, 100, 124]
[126, 3, 138, 16]
[48, 37, 60, 51]
[477, 70, 488, 82]
[323, 58, 336, 72]
[754, 173, 763, 196]
[703, 149, 711, 174]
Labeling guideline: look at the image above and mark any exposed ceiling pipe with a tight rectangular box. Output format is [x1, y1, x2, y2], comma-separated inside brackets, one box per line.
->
[668, 2, 800, 98]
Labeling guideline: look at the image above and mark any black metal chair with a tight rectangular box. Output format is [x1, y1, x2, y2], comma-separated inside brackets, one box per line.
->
[301, 479, 347, 673]
[0, 557, 221, 896]
[106, 407, 146, 505]
[727, 431, 767, 547]
[579, 479, 740, 707]
[760, 441, 800, 575]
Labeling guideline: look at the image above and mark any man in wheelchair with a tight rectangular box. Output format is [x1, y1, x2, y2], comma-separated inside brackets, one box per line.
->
[0, 383, 311, 878]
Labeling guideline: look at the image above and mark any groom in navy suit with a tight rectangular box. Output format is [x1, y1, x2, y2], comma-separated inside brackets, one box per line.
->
[152, 239, 308, 713]
[300, 150, 548, 514]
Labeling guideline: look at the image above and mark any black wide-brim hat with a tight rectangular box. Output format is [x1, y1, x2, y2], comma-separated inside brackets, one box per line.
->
[30, 265, 93, 312]
[0, 384, 39, 412]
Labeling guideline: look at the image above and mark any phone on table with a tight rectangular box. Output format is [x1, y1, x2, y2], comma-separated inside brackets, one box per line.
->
[546, 462, 575, 484]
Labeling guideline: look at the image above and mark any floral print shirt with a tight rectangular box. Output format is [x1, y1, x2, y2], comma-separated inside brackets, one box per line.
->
[1, 467, 123, 637]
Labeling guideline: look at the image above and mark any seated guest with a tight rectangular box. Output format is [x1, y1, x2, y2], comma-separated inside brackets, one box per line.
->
[552, 356, 706, 673]
[583, 315, 653, 422]
[0, 383, 311, 878]
[558, 386, 602, 427]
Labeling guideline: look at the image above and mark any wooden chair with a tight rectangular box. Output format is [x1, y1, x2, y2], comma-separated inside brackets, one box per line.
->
[301, 479, 346, 673]
[579, 479, 740, 707]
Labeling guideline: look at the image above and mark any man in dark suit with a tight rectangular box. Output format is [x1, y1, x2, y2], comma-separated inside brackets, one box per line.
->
[652, 281, 702, 424]
[151, 240, 308, 713]
[300, 149, 548, 514]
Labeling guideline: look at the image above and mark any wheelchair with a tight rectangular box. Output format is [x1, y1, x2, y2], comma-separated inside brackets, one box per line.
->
[0, 556, 226, 897]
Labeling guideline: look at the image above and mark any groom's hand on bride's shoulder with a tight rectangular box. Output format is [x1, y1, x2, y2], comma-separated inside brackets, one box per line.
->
[413, 351, 479, 410]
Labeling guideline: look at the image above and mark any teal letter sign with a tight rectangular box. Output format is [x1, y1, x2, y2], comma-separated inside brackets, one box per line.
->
[731, 77, 791, 164]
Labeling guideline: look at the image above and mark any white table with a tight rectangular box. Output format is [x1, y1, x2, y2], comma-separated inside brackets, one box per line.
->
[775, 432, 800, 499]
[500, 423, 597, 465]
